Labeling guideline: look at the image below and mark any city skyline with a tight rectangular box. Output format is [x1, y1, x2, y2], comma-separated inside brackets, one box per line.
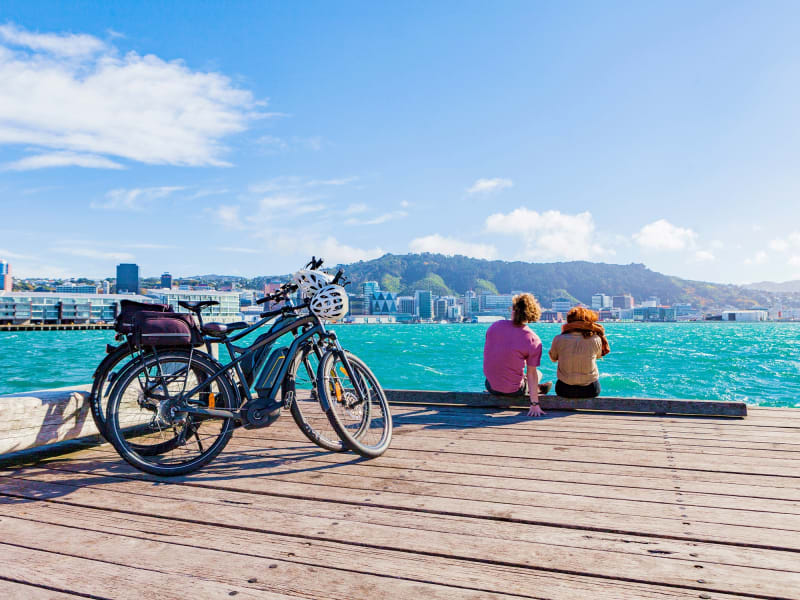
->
[2, 2, 800, 284]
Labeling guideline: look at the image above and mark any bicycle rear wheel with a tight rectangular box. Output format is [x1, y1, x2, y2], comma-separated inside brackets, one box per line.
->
[317, 350, 392, 458]
[105, 349, 236, 476]
[283, 344, 348, 452]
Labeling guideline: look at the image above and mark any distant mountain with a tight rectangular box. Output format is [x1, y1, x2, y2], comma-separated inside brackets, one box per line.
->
[743, 280, 800, 293]
[329, 253, 780, 309]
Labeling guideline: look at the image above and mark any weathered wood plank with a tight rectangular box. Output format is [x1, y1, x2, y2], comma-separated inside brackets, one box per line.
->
[2, 472, 798, 598]
[0, 578, 82, 599]
[385, 389, 748, 416]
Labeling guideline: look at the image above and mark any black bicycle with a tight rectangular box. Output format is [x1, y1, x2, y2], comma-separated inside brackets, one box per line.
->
[103, 260, 392, 476]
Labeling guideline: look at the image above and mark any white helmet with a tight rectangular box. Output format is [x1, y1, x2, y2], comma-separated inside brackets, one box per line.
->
[293, 269, 334, 299]
[310, 284, 349, 321]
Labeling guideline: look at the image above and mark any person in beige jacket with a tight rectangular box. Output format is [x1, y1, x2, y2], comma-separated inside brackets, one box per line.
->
[549, 307, 610, 398]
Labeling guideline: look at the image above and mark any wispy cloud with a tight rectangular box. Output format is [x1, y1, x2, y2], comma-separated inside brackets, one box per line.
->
[217, 246, 260, 254]
[633, 219, 697, 251]
[249, 176, 358, 194]
[0, 22, 263, 169]
[467, 178, 513, 194]
[207, 204, 244, 229]
[2, 152, 124, 171]
[52, 247, 135, 261]
[90, 186, 185, 211]
[346, 210, 408, 226]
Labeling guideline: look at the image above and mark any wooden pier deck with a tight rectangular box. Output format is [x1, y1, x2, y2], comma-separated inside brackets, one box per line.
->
[1, 404, 799, 599]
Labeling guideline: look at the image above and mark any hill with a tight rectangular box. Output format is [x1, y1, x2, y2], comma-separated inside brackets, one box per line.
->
[331, 253, 776, 309]
[743, 280, 800, 293]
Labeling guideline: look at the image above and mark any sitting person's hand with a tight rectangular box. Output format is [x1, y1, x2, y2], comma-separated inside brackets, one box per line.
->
[527, 403, 546, 417]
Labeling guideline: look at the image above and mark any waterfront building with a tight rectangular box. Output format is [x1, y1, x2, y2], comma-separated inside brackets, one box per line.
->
[348, 294, 369, 316]
[540, 310, 560, 322]
[721, 310, 768, 322]
[116, 263, 140, 294]
[371, 291, 397, 314]
[160, 273, 173, 289]
[0, 292, 154, 324]
[591, 293, 611, 310]
[55, 285, 98, 294]
[674, 303, 693, 317]
[640, 296, 660, 308]
[462, 290, 478, 316]
[434, 298, 448, 320]
[479, 294, 514, 311]
[101, 280, 111, 294]
[415, 290, 434, 320]
[599, 307, 620, 321]
[360, 281, 380, 298]
[146, 289, 241, 322]
[551, 297, 573, 313]
[612, 294, 634, 309]
[396, 296, 415, 315]
[447, 304, 462, 321]
[0, 260, 12, 293]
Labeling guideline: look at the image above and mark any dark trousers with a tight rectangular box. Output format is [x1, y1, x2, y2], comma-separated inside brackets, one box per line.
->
[485, 378, 528, 397]
[556, 379, 600, 398]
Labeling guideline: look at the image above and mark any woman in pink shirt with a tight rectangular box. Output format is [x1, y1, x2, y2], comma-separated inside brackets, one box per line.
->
[483, 293, 552, 417]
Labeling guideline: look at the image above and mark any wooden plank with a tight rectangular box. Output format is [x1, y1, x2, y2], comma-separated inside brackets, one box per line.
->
[1, 471, 797, 599]
[0, 578, 82, 599]
[384, 390, 748, 416]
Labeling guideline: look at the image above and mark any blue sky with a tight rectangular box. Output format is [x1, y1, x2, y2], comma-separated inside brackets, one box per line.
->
[1, 1, 799, 283]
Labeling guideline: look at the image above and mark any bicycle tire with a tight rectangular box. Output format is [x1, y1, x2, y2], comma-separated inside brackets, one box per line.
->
[283, 344, 348, 452]
[317, 350, 392, 458]
[105, 349, 236, 476]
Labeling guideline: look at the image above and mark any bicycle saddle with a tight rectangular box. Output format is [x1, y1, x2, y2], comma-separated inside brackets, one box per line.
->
[202, 321, 249, 337]
[178, 300, 219, 312]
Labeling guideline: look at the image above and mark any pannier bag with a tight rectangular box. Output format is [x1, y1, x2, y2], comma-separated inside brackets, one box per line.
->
[132, 311, 204, 347]
[115, 300, 171, 334]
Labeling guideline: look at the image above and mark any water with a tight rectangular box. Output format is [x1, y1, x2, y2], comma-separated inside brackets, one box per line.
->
[1, 323, 799, 407]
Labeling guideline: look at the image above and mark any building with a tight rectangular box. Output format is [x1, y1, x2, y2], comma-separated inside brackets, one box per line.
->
[633, 306, 676, 322]
[479, 294, 514, 312]
[101, 280, 111, 294]
[0, 260, 11, 293]
[396, 296, 415, 315]
[146, 289, 241, 322]
[446, 305, 463, 321]
[0, 292, 154, 324]
[116, 263, 140, 294]
[55, 285, 98, 294]
[612, 294, 634, 309]
[347, 294, 369, 316]
[640, 296, 660, 308]
[540, 310, 560, 322]
[415, 290, 434, 320]
[591, 293, 611, 310]
[551, 297, 573, 313]
[722, 310, 768, 322]
[160, 273, 173, 289]
[370, 291, 397, 314]
[360, 281, 380, 297]
[462, 290, 478, 316]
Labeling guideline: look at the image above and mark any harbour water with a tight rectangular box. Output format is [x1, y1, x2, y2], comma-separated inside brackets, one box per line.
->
[1, 322, 798, 407]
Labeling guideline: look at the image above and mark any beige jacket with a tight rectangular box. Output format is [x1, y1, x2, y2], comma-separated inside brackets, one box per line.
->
[549, 332, 603, 386]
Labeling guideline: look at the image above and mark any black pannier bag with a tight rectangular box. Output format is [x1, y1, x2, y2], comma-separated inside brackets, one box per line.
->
[115, 299, 171, 334]
[132, 311, 204, 347]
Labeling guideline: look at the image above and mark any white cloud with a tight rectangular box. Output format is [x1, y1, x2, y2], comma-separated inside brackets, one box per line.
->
[248, 195, 325, 222]
[346, 210, 408, 226]
[0, 23, 107, 58]
[0, 247, 34, 260]
[485, 208, 606, 260]
[2, 151, 124, 171]
[769, 239, 789, 252]
[769, 232, 800, 252]
[90, 186, 184, 210]
[467, 178, 513, 194]
[249, 176, 358, 194]
[633, 219, 698, 251]
[692, 250, 716, 262]
[744, 251, 768, 265]
[790, 255, 800, 267]
[409, 234, 497, 259]
[0, 23, 261, 169]
[208, 204, 243, 229]
[317, 236, 384, 264]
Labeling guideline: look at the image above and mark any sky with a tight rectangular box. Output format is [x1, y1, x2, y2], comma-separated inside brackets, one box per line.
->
[1, 1, 799, 284]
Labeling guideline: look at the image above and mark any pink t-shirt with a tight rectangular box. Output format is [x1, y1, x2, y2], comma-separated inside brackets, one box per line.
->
[483, 320, 543, 394]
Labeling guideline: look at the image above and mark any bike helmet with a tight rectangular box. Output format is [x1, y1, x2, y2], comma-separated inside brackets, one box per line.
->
[293, 269, 334, 299]
[310, 284, 349, 321]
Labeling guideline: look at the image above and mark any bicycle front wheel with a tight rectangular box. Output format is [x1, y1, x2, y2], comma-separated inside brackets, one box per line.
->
[317, 350, 392, 458]
[105, 350, 236, 476]
[284, 344, 348, 452]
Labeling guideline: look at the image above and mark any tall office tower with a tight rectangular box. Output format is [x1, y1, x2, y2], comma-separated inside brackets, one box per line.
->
[116, 263, 140, 293]
[102, 280, 111, 294]
[0, 259, 11, 292]
[160, 272, 173, 289]
[414, 290, 433, 320]
[360, 281, 380, 297]
[612, 294, 634, 310]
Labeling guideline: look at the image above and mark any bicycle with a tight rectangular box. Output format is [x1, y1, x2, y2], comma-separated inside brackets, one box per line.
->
[103, 259, 393, 476]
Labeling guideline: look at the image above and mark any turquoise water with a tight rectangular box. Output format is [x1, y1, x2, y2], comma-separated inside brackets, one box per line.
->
[1, 323, 799, 407]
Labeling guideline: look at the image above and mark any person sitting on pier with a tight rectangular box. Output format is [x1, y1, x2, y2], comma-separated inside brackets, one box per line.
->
[483, 293, 553, 418]
[549, 307, 610, 398]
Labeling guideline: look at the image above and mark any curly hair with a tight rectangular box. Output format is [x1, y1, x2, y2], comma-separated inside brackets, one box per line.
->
[566, 307, 599, 323]
[512, 293, 541, 326]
